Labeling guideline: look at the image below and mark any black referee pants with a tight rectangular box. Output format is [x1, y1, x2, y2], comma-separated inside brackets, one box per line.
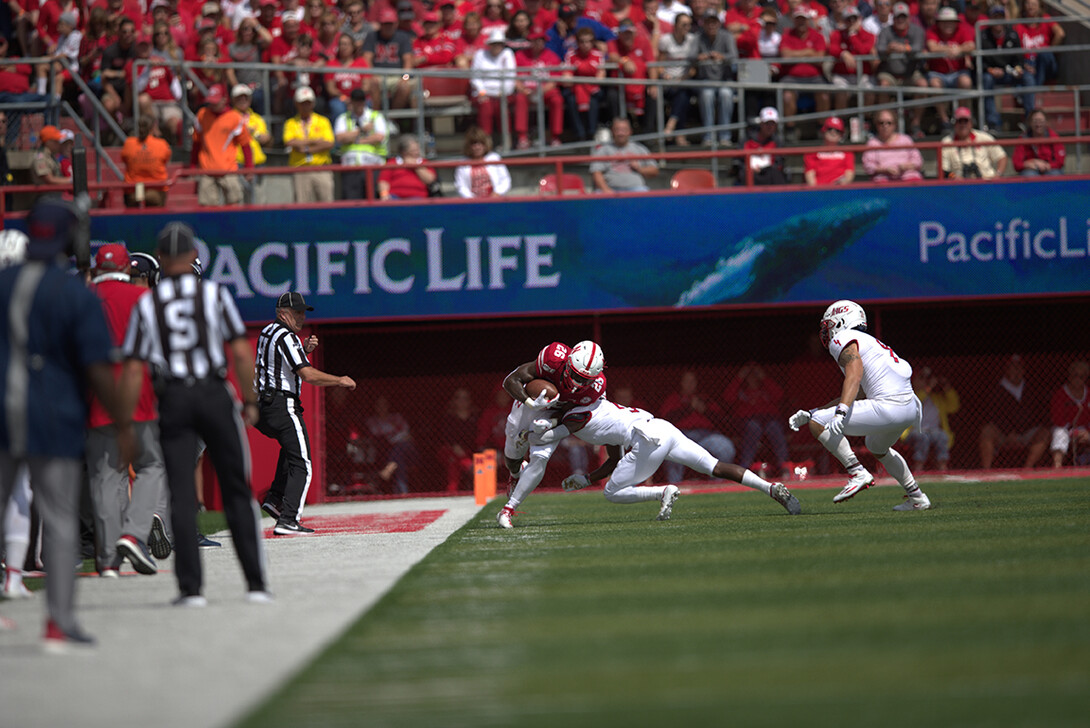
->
[158, 379, 266, 597]
[256, 393, 312, 523]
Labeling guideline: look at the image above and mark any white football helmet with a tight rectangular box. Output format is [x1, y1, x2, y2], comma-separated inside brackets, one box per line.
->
[563, 340, 605, 390]
[819, 300, 867, 349]
[0, 229, 29, 269]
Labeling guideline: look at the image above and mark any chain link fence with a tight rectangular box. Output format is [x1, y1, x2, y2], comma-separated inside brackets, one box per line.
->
[315, 296, 1089, 496]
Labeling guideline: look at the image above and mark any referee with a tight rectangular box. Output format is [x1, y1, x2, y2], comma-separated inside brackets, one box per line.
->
[255, 291, 355, 535]
[120, 222, 269, 606]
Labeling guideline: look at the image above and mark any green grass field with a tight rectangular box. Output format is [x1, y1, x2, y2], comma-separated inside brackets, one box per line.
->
[240, 479, 1090, 728]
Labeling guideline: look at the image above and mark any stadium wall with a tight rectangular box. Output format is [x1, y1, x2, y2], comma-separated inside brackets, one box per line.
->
[53, 180, 1088, 499]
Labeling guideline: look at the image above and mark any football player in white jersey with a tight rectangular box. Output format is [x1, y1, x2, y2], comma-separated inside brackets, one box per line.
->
[529, 397, 802, 519]
[788, 300, 932, 510]
[497, 341, 607, 528]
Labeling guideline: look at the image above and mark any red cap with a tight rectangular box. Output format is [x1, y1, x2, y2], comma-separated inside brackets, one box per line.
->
[95, 243, 131, 271]
[422, 10, 439, 23]
[199, 18, 217, 30]
[378, 7, 398, 23]
[528, 26, 547, 39]
[822, 116, 845, 132]
[205, 84, 227, 104]
[954, 106, 972, 120]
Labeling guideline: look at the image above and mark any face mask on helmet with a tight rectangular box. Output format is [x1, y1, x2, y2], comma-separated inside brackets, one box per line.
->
[563, 340, 605, 390]
[819, 300, 867, 348]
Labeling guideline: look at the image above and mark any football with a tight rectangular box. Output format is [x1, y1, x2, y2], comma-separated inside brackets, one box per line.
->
[526, 378, 558, 400]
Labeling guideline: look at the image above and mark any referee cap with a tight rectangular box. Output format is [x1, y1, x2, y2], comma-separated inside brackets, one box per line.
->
[277, 292, 314, 312]
[157, 222, 196, 258]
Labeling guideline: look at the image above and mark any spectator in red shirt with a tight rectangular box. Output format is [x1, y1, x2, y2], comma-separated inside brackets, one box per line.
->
[326, 33, 372, 122]
[301, 0, 328, 38]
[779, 7, 829, 139]
[1018, 0, 1065, 90]
[925, 6, 974, 132]
[724, 362, 789, 477]
[607, 19, 654, 125]
[378, 134, 438, 199]
[804, 116, 855, 185]
[127, 32, 184, 142]
[562, 26, 606, 141]
[454, 11, 487, 68]
[523, 0, 559, 32]
[724, 0, 762, 58]
[515, 28, 565, 146]
[660, 370, 736, 482]
[829, 5, 875, 112]
[1013, 108, 1065, 176]
[256, 0, 285, 46]
[413, 11, 457, 67]
[312, 11, 344, 65]
[740, 105, 789, 185]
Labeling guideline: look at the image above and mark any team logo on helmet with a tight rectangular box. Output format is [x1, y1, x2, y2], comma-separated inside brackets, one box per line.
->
[819, 300, 867, 348]
[563, 340, 605, 391]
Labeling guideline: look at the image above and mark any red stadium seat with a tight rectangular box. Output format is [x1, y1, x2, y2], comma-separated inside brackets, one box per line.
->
[670, 169, 716, 190]
[538, 173, 585, 196]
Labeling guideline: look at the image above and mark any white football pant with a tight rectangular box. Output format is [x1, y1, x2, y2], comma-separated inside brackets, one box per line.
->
[604, 419, 717, 503]
[811, 394, 922, 455]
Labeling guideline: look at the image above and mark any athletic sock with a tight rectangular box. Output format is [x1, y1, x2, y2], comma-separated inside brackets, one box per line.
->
[739, 469, 772, 495]
[818, 428, 862, 471]
[877, 449, 919, 495]
[506, 455, 547, 509]
[604, 485, 663, 504]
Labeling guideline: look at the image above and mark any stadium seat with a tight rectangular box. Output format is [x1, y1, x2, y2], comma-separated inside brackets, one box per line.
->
[670, 169, 716, 190]
[422, 75, 470, 101]
[538, 173, 585, 196]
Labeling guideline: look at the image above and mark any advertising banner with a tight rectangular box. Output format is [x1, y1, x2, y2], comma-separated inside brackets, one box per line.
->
[67, 178, 1089, 323]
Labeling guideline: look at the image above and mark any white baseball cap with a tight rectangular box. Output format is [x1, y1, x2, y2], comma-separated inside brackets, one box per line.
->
[486, 27, 507, 45]
[231, 83, 253, 98]
[294, 86, 316, 104]
[759, 107, 779, 123]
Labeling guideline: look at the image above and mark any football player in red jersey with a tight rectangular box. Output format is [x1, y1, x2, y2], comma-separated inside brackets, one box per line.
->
[496, 341, 606, 528]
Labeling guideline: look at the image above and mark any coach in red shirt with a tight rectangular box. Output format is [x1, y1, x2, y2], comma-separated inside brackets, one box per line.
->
[87, 243, 172, 578]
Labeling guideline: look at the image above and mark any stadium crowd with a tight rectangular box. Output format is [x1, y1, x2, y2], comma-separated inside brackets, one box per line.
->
[0, 0, 1076, 201]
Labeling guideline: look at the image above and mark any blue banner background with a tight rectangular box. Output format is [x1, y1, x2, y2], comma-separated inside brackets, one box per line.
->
[65, 178, 1089, 322]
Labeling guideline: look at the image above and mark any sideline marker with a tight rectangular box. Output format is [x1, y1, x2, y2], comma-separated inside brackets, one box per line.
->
[474, 450, 496, 505]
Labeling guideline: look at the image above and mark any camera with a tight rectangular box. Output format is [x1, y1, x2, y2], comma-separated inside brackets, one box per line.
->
[961, 162, 982, 179]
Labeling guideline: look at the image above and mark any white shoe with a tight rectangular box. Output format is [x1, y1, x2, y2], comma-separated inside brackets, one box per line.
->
[2, 581, 33, 599]
[893, 492, 931, 511]
[833, 469, 874, 503]
[657, 485, 680, 521]
[497, 506, 515, 529]
[769, 483, 801, 515]
[245, 590, 275, 604]
[172, 595, 208, 608]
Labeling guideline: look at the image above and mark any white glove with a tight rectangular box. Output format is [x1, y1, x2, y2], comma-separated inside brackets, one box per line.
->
[524, 389, 557, 410]
[530, 418, 556, 436]
[827, 404, 850, 437]
[788, 410, 811, 432]
[561, 473, 591, 491]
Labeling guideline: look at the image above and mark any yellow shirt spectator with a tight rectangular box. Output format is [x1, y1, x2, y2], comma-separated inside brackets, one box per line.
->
[237, 110, 269, 166]
[283, 112, 335, 167]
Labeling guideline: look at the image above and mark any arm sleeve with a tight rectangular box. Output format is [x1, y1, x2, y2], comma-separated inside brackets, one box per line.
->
[217, 285, 248, 342]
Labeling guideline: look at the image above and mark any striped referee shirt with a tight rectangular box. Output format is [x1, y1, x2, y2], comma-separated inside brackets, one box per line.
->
[122, 273, 247, 382]
[254, 321, 310, 398]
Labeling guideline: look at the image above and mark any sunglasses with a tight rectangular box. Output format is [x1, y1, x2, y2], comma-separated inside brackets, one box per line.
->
[955, 118, 971, 124]
[876, 120, 894, 126]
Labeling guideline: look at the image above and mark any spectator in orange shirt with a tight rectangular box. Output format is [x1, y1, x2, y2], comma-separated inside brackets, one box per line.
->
[121, 115, 172, 207]
[191, 84, 253, 206]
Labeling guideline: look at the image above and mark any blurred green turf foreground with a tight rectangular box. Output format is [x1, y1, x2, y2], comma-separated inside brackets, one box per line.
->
[240, 480, 1090, 728]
